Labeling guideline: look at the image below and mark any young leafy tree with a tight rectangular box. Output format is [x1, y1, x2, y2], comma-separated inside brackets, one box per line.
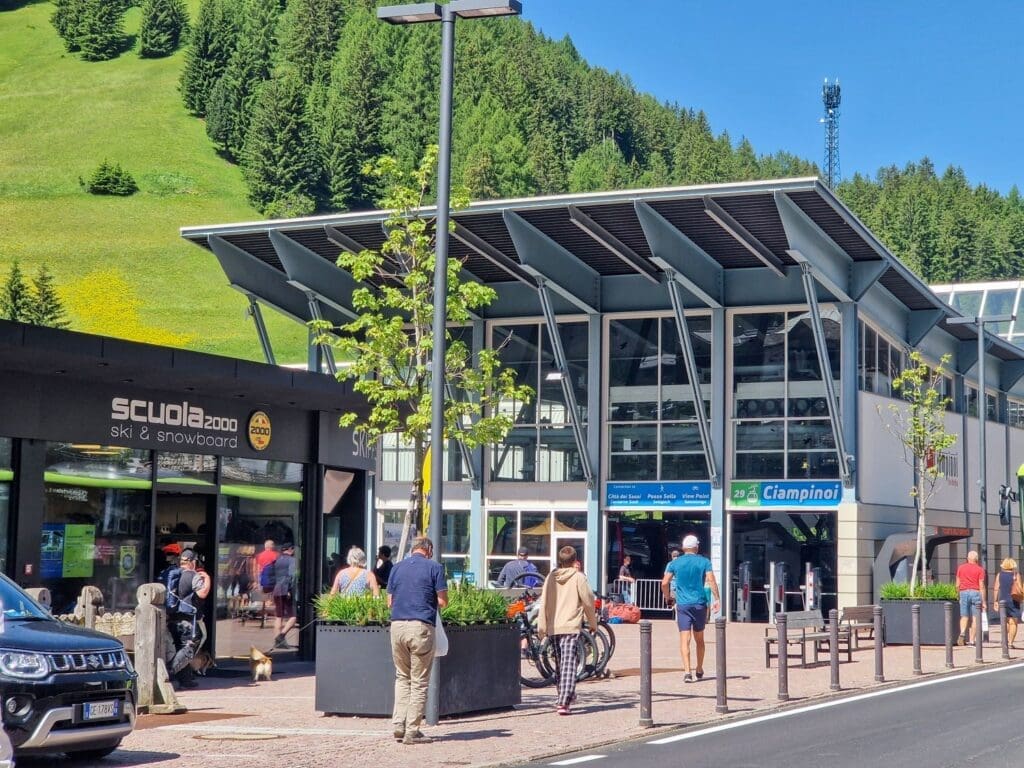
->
[241, 68, 320, 216]
[879, 351, 958, 593]
[0, 259, 31, 323]
[77, 0, 126, 61]
[139, 0, 189, 58]
[180, 0, 238, 116]
[318, 148, 533, 551]
[27, 265, 70, 329]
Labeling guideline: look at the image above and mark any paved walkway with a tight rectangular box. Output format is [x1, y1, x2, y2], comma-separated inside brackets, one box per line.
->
[90, 620, 1019, 767]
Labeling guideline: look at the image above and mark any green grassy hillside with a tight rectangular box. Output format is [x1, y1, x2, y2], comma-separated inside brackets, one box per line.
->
[0, 1, 306, 360]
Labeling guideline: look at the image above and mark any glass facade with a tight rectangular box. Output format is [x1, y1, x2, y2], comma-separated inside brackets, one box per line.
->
[379, 435, 468, 483]
[485, 509, 586, 582]
[606, 315, 711, 481]
[42, 443, 152, 614]
[732, 311, 840, 479]
[491, 321, 588, 482]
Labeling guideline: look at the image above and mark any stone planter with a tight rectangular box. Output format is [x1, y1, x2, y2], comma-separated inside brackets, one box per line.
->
[314, 622, 521, 716]
[881, 599, 959, 645]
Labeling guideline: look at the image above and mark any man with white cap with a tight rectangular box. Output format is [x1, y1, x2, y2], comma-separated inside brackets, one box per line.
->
[661, 534, 720, 683]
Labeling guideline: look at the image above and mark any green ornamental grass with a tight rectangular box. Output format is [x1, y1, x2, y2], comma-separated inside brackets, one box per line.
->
[314, 582, 511, 626]
[879, 581, 958, 600]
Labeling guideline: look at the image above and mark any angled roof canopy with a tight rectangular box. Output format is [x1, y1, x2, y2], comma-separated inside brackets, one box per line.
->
[181, 177, 1024, 368]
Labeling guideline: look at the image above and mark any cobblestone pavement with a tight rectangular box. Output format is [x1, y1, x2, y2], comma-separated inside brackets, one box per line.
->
[28, 619, 1022, 767]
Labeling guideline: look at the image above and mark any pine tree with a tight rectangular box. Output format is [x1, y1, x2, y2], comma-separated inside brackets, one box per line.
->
[215, 0, 281, 159]
[0, 259, 31, 323]
[77, 0, 126, 61]
[456, 92, 533, 200]
[180, 0, 238, 116]
[27, 265, 70, 329]
[241, 68, 320, 215]
[381, 25, 439, 174]
[51, 0, 86, 52]
[276, 0, 347, 89]
[139, 0, 189, 58]
[321, 8, 387, 209]
[568, 140, 632, 193]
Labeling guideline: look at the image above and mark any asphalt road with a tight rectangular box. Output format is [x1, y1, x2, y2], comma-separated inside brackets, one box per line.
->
[529, 663, 1024, 768]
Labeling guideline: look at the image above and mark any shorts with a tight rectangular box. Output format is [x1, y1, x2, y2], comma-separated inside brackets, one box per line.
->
[675, 603, 708, 632]
[959, 589, 982, 618]
[274, 594, 295, 619]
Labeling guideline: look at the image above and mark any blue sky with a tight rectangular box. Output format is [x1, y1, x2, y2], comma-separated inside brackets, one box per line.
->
[521, 1, 1024, 193]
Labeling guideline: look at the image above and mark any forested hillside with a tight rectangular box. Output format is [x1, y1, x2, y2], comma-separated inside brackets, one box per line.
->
[1, 0, 1022, 359]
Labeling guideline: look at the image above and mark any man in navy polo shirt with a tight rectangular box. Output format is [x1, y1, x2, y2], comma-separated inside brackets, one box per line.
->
[387, 536, 448, 745]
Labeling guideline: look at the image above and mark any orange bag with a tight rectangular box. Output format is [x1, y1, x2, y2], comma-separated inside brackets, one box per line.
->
[608, 603, 641, 624]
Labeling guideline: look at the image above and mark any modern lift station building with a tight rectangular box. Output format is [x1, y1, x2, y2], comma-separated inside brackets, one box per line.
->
[182, 178, 1024, 619]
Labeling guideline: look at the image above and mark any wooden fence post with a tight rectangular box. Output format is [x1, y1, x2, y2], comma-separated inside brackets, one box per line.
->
[134, 583, 184, 715]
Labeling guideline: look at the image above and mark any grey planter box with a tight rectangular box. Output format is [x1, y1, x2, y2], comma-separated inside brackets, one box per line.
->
[881, 599, 960, 645]
[315, 622, 521, 717]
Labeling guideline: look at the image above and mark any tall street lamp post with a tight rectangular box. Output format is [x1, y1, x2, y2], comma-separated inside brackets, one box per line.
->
[378, 0, 523, 726]
[948, 313, 1014, 572]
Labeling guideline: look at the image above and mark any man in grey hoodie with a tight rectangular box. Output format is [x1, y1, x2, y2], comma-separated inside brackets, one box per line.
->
[537, 546, 597, 715]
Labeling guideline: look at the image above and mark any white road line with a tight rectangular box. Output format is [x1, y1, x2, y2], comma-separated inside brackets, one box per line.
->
[161, 724, 384, 737]
[648, 661, 1024, 745]
[549, 756, 606, 766]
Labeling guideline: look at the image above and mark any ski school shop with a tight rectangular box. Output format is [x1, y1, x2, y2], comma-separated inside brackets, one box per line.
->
[0, 320, 373, 660]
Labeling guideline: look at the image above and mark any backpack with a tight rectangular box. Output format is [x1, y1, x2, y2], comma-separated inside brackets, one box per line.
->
[162, 567, 196, 616]
[259, 561, 277, 593]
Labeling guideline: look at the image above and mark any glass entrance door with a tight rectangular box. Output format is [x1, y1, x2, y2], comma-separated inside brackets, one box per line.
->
[551, 534, 586, 575]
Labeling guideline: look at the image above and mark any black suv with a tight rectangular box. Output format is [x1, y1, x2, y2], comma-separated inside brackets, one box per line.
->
[0, 575, 136, 760]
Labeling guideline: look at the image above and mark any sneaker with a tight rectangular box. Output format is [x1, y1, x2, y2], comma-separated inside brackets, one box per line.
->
[273, 634, 288, 649]
[557, 705, 570, 716]
[403, 731, 434, 745]
[683, 673, 694, 683]
[695, 670, 705, 680]
[957, 633, 966, 646]
[393, 729, 405, 742]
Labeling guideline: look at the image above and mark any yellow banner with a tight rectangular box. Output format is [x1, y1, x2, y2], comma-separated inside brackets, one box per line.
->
[421, 445, 432, 532]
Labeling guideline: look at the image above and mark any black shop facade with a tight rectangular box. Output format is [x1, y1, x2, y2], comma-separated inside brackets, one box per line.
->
[0, 320, 372, 660]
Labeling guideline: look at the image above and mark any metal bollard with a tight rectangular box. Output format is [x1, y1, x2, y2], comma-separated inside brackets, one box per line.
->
[639, 620, 652, 728]
[911, 604, 922, 676]
[715, 617, 728, 714]
[777, 613, 789, 701]
[1000, 601, 1010, 660]
[873, 605, 884, 682]
[829, 608, 840, 691]
[975, 605, 984, 663]
[944, 601, 954, 669]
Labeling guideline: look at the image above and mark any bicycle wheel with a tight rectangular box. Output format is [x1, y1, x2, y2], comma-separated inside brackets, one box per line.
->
[576, 631, 600, 681]
[589, 624, 613, 676]
[520, 631, 557, 688]
[594, 620, 616, 673]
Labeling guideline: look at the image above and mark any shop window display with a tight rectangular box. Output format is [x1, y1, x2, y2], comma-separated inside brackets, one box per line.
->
[41, 443, 152, 614]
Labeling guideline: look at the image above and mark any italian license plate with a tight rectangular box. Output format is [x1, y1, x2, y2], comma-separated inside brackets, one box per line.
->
[83, 700, 120, 721]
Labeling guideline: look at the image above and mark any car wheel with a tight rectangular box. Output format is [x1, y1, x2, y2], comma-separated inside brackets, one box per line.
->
[65, 740, 121, 761]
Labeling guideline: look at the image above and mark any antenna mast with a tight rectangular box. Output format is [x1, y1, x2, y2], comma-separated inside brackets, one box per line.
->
[822, 78, 841, 188]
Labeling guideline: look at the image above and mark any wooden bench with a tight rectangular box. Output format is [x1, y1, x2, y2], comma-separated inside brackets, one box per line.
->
[764, 610, 852, 668]
[840, 605, 880, 649]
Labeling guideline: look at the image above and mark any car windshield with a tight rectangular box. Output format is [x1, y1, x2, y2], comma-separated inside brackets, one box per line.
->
[0, 575, 52, 620]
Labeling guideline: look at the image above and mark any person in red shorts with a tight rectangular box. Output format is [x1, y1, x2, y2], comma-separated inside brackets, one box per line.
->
[956, 550, 987, 645]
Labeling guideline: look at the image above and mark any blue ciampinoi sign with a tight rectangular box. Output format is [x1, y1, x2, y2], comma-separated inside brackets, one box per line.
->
[730, 480, 842, 508]
[605, 481, 712, 509]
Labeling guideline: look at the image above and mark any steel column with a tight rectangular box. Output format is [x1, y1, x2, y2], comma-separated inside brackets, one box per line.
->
[536, 279, 594, 487]
[798, 263, 852, 485]
[305, 295, 337, 375]
[247, 296, 276, 366]
[666, 276, 720, 488]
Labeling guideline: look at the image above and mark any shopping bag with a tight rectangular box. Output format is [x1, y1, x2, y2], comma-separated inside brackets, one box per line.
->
[434, 611, 449, 658]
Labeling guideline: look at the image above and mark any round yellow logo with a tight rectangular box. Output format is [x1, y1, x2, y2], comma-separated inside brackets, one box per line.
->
[247, 411, 272, 451]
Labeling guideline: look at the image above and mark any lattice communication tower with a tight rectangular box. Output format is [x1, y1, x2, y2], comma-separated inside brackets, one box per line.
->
[821, 78, 841, 189]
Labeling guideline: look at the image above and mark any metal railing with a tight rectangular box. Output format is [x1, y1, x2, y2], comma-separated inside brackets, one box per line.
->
[610, 578, 674, 612]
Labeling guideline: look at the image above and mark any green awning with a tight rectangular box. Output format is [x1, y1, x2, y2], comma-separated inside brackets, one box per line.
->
[44, 472, 152, 490]
[0, 470, 12, 482]
[219, 484, 302, 503]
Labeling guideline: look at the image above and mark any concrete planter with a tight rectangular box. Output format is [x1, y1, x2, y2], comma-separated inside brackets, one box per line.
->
[881, 599, 959, 645]
[314, 622, 521, 716]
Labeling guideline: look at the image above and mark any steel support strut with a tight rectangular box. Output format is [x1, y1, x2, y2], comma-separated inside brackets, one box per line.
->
[247, 296, 276, 366]
[666, 275, 720, 488]
[443, 380, 479, 490]
[798, 263, 852, 485]
[305, 294, 337, 376]
[536, 279, 594, 487]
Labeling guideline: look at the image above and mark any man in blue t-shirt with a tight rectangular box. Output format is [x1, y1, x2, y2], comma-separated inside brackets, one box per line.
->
[661, 534, 720, 683]
[387, 536, 448, 745]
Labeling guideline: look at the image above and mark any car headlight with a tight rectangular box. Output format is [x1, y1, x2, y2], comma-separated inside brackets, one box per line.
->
[0, 652, 49, 680]
[123, 653, 134, 674]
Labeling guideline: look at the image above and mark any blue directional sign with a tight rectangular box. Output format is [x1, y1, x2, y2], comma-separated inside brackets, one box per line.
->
[605, 481, 712, 509]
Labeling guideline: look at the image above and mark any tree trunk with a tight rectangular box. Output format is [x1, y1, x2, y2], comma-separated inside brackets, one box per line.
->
[910, 470, 927, 594]
[396, 437, 425, 560]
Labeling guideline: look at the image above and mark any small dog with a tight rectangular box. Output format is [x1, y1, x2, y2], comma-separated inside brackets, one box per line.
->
[189, 649, 217, 676]
[249, 646, 273, 682]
